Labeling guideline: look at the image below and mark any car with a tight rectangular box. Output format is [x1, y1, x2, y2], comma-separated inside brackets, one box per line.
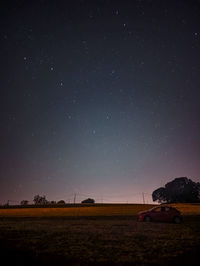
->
[138, 205, 182, 223]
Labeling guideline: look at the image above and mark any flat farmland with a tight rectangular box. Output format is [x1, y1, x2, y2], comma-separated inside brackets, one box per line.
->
[0, 204, 156, 217]
[0, 204, 200, 265]
[1, 203, 200, 217]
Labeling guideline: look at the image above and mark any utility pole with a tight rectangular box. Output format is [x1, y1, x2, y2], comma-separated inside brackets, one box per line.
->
[142, 193, 145, 204]
[73, 193, 76, 204]
[101, 195, 103, 203]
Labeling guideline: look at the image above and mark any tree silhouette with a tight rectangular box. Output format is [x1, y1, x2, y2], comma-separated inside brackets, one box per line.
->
[20, 200, 29, 205]
[57, 200, 66, 204]
[33, 195, 48, 205]
[152, 177, 200, 203]
[152, 187, 167, 203]
[81, 198, 95, 203]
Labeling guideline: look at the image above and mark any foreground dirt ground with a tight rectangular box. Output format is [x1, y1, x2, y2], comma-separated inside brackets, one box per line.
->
[0, 214, 200, 265]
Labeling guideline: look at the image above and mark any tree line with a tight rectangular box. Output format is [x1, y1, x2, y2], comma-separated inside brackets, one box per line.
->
[20, 196, 95, 206]
[19, 177, 200, 206]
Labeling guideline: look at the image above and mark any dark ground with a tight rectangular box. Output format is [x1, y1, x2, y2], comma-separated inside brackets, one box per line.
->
[0, 215, 200, 266]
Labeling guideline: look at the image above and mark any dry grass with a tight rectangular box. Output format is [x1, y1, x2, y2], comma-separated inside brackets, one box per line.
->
[0, 204, 156, 217]
[169, 203, 200, 215]
[0, 203, 200, 217]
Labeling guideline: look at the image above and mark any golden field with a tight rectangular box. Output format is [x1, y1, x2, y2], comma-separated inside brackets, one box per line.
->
[0, 204, 155, 217]
[168, 203, 200, 215]
[0, 203, 200, 217]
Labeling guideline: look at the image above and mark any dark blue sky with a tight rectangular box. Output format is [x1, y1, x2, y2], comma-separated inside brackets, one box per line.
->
[1, 0, 200, 204]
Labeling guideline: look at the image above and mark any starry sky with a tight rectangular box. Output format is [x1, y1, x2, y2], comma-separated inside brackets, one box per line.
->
[1, 0, 200, 204]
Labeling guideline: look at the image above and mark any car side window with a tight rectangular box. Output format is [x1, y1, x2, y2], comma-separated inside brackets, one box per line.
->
[165, 207, 170, 212]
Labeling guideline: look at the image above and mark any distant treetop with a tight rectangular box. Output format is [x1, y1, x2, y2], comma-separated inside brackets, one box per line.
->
[81, 198, 95, 204]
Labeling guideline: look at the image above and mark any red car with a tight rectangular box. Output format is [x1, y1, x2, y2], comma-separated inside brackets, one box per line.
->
[138, 206, 182, 223]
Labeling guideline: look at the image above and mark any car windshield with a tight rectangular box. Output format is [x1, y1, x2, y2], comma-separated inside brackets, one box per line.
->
[149, 206, 170, 212]
[149, 206, 160, 211]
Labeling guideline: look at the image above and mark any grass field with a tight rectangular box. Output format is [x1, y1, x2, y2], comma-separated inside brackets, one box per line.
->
[1, 203, 200, 217]
[0, 203, 156, 217]
[0, 203, 200, 265]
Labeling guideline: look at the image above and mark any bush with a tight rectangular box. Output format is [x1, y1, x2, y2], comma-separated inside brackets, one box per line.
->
[81, 198, 95, 204]
[57, 200, 66, 204]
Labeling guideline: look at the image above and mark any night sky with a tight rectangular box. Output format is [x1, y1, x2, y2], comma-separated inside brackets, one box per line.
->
[1, 0, 200, 204]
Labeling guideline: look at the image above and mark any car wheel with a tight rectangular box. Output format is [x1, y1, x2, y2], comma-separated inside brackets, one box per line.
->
[174, 216, 181, 224]
[144, 216, 151, 222]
